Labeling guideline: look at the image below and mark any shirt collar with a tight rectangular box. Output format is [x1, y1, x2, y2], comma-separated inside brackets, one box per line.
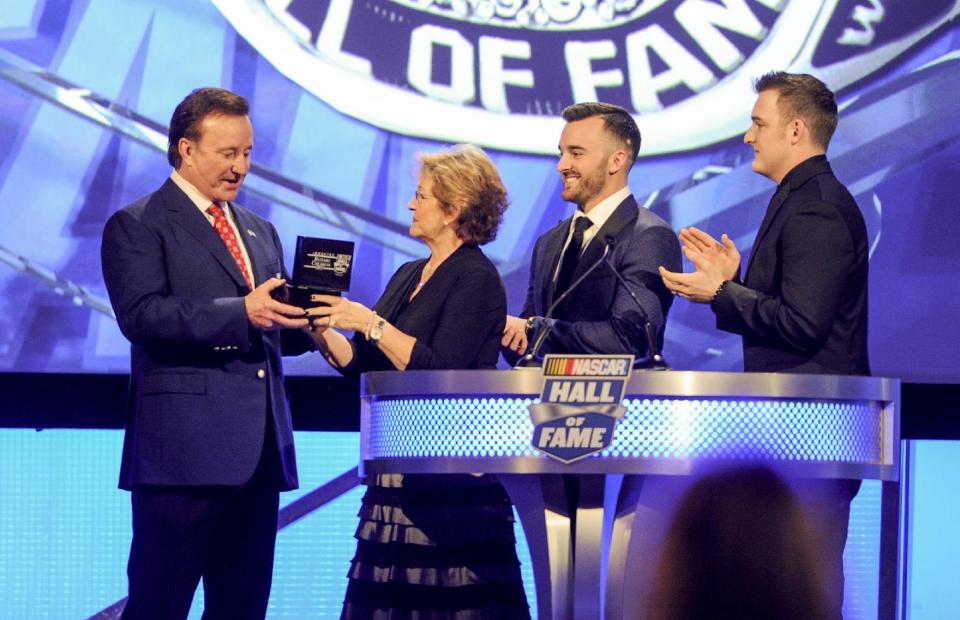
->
[777, 154, 829, 192]
[577, 185, 631, 229]
[170, 169, 227, 216]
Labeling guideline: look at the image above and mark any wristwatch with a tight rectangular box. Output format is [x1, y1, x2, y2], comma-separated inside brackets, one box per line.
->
[525, 316, 540, 338]
[369, 316, 387, 345]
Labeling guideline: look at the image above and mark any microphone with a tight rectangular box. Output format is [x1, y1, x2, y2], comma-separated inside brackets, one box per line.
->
[600, 247, 669, 370]
[515, 239, 669, 370]
[514, 242, 611, 368]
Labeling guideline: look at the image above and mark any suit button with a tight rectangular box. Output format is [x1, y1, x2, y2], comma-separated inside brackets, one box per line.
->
[256, 369, 266, 379]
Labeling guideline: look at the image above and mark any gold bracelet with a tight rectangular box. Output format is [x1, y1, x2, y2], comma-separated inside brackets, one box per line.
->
[365, 311, 377, 341]
[710, 280, 729, 310]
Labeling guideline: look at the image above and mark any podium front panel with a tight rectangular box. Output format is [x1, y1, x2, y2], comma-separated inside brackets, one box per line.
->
[360, 370, 899, 480]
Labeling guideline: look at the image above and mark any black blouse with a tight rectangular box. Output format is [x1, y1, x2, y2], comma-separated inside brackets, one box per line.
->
[343, 244, 506, 373]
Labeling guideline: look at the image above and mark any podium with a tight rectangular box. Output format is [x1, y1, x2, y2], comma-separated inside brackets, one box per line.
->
[360, 369, 899, 619]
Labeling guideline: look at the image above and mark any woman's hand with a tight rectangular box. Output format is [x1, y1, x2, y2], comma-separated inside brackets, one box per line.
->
[304, 294, 375, 334]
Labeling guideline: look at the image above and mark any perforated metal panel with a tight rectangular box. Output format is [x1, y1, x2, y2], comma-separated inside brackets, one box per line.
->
[367, 396, 885, 464]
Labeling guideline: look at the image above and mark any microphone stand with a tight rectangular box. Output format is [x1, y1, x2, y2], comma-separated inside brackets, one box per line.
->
[601, 253, 669, 370]
[515, 239, 670, 370]
[513, 242, 611, 368]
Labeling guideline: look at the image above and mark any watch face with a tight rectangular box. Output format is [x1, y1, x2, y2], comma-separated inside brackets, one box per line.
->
[370, 319, 386, 342]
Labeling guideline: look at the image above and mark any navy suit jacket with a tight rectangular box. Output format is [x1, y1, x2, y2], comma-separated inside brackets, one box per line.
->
[713, 155, 870, 375]
[514, 195, 681, 358]
[101, 178, 312, 491]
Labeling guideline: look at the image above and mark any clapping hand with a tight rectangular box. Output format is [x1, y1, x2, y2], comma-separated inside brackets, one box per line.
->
[659, 227, 740, 303]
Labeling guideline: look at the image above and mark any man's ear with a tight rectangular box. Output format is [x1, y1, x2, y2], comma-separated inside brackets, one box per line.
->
[607, 148, 628, 175]
[178, 138, 193, 166]
[789, 119, 805, 145]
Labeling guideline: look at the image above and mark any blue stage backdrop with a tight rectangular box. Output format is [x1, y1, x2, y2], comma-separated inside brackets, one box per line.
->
[0, 0, 958, 381]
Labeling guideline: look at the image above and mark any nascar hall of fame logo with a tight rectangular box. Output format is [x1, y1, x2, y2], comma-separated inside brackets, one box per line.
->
[528, 354, 633, 463]
[213, 1, 959, 155]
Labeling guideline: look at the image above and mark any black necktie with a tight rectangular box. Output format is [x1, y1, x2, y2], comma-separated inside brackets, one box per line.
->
[554, 217, 593, 298]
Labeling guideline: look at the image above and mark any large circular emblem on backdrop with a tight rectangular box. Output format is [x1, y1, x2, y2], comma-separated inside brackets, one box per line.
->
[212, 0, 958, 155]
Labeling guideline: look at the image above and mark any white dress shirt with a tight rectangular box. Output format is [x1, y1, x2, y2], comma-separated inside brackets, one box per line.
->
[553, 185, 631, 282]
[171, 169, 256, 286]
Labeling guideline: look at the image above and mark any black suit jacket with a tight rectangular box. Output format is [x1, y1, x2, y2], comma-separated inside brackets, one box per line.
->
[101, 178, 313, 490]
[513, 195, 681, 358]
[344, 244, 506, 374]
[714, 155, 870, 375]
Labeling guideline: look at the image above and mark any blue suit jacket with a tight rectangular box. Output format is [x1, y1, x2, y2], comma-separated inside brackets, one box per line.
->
[101, 178, 312, 490]
[516, 195, 681, 357]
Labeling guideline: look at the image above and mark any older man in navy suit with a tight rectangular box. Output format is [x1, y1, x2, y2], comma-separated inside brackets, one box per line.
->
[101, 88, 313, 619]
[502, 102, 680, 362]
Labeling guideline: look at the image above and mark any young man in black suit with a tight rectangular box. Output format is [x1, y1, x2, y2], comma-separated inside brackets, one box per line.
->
[660, 72, 870, 617]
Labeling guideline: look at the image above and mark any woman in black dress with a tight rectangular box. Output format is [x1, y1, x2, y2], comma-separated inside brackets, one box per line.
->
[306, 145, 530, 619]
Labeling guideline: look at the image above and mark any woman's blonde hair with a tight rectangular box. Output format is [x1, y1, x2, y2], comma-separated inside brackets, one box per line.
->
[417, 144, 508, 245]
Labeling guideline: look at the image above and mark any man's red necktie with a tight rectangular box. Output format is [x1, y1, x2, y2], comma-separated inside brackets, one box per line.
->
[207, 203, 253, 290]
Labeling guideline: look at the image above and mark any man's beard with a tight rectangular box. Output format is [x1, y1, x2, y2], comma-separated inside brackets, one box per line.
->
[563, 158, 608, 209]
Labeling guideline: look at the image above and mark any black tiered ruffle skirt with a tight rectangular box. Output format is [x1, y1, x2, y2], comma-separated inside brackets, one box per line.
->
[340, 473, 531, 620]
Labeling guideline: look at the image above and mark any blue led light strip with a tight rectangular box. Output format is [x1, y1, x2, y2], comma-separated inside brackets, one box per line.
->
[367, 396, 884, 464]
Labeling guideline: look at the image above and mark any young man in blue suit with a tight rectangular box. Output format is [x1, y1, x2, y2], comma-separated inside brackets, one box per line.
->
[101, 88, 314, 619]
[502, 102, 681, 362]
[660, 72, 870, 618]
